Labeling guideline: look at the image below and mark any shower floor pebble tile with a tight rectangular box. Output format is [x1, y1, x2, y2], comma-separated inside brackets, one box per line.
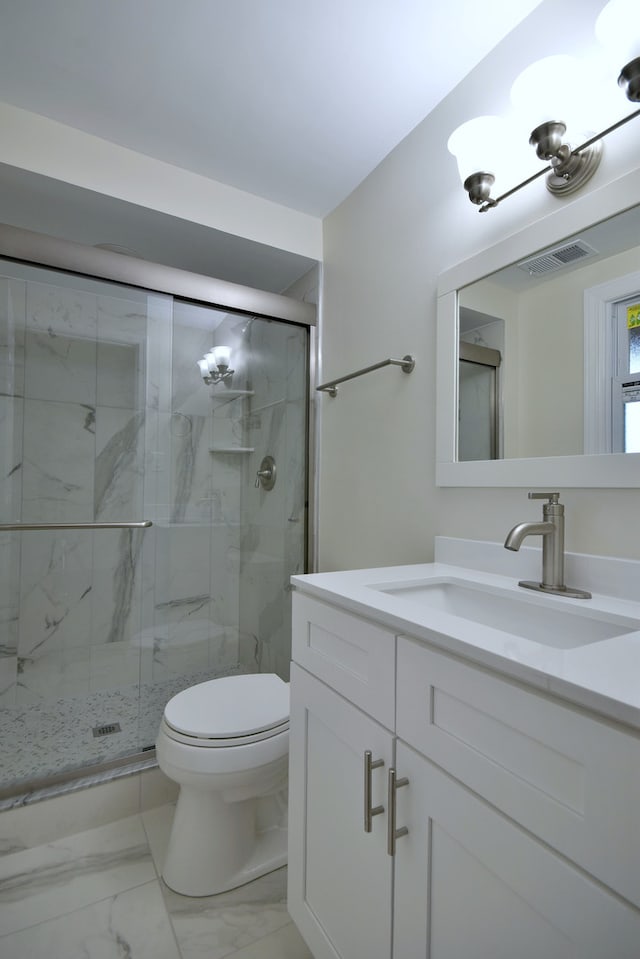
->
[0, 667, 244, 789]
[0, 802, 313, 959]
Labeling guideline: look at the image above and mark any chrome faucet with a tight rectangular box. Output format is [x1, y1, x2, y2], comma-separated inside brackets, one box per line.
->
[504, 492, 591, 599]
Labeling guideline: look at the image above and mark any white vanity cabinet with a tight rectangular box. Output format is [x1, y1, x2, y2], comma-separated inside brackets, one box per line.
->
[288, 595, 396, 959]
[289, 588, 640, 959]
[393, 636, 640, 959]
[288, 664, 394, 959]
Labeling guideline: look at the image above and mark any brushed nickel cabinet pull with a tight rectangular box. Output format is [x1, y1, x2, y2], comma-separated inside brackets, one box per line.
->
[387, 767, 409, 856]
[363, 750, 385, 833]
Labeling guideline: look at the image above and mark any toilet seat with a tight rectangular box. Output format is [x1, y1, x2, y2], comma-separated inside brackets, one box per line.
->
[162, 674, 289, 748]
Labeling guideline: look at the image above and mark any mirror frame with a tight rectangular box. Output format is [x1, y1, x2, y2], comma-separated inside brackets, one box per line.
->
[436, 166, 640, 487]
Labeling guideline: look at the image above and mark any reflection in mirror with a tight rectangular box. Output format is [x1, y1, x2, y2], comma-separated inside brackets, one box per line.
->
[458, 336, 502, 461]
[457, 204, 640, 461]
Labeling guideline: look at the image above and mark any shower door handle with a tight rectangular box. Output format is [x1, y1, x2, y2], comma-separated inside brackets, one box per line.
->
[0, 521, 153, 531]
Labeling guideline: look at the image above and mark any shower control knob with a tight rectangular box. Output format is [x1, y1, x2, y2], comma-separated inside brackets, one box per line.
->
[255, 455, 276, 491]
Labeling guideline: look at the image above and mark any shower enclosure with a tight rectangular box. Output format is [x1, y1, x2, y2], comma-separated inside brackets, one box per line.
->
[0, 240, 313, 796]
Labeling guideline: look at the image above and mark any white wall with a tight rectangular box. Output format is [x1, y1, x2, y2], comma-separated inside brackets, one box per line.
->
[511, 244, 640, 458]
[319, 0, 640, 570]
[0, 102, 322, 262]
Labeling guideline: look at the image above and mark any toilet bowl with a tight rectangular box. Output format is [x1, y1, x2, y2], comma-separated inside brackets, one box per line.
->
[156, 673, 289, 897]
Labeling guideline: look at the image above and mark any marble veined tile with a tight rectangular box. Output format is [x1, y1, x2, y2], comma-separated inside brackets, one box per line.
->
[18, 530, 93, 660]
[94, 407, 145, 522]
[21, 397, 95, 523]
[0, 275, 26, 400]
[0, 813, 154, 936]
[162, 865, 293, 959]
[97, 292, 147, 411]
[0, 396, 23, 523]
[25, 281, 97, 339]
[229, 921, 313, 959]
[24, 328, 97, 406]
[0, 878, 181, 959]
[145, 294, 173, 415]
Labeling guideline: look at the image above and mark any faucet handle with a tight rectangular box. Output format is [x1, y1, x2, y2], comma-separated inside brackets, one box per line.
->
[528, 491, 560, 504]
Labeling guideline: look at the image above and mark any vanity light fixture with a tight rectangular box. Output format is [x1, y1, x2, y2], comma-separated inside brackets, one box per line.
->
[197, 345, 234, 385]
[448, 0, 640, 212]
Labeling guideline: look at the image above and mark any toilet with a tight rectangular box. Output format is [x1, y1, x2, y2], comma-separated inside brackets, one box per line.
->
[156, 672, 289, 897]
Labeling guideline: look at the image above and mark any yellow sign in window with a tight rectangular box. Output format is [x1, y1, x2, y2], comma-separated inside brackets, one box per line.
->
[628, 303, 640, 329]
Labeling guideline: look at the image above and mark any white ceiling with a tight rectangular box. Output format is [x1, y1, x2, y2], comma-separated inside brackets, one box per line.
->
[0, 0, 545, 218]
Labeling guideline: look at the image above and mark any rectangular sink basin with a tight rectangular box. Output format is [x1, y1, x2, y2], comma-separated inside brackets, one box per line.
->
[375, 579, 637, 649]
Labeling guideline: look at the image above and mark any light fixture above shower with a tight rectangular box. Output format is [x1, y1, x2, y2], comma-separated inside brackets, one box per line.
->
[197, 345, 234, 385]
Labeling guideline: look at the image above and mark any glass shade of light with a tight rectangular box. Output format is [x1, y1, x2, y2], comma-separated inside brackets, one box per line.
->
[197, 358, 210, 377]
[203, 351, 218, 372]
[510, 55, 592, 140]
[448, 116, 532, 196]
[447, 116, 509, 186]
[595, 0, 640, 72]
[211, 345, 232, 369]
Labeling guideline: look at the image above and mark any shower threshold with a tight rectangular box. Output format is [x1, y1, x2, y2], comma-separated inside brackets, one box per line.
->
[0, 748, 158, 811]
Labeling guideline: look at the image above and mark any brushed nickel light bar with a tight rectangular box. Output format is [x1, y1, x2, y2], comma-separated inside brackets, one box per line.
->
[473, 108, 640, 213]
[448, 1, 640, 212]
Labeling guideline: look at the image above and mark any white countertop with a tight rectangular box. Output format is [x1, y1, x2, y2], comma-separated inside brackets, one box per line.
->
[291, 538, 640, 732]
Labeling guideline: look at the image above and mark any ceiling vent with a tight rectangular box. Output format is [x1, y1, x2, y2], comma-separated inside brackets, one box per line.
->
[517, 239, 598, 277]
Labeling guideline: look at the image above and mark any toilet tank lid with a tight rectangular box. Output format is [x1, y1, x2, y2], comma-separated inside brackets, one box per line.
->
[164, 674, 289, 739]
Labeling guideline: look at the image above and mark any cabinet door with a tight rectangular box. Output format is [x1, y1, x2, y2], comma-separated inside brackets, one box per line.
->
[393, 742, 640, 959]
[288, 664, 394, 959]
[396, 636, 640, 907]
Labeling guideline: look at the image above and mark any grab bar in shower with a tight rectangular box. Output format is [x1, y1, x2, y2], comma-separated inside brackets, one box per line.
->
[316, 355, 415, 397]
[0, 521, 153, 531]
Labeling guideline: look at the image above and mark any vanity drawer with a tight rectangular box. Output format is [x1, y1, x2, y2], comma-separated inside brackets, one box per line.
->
[396, 635, 640, 908]
[292, 593, 395, 729]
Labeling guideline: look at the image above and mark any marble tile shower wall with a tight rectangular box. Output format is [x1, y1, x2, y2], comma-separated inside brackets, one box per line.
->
[237, 319, 307, 682]
[0, 272, 265, 784]
[169, 302, 308, 686]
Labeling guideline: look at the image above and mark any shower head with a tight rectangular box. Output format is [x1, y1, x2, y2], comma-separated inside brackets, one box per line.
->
[235, 316, 256, 338]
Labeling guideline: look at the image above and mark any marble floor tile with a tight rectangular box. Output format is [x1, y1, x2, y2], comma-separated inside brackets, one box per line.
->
[0, 813, 154, 937]
[0, 878, 181, 959]
[0, 798, 311, 959]
[163, 867, 294, 959]
[141, 799, 175, 873]
[230, 921, 314, 959]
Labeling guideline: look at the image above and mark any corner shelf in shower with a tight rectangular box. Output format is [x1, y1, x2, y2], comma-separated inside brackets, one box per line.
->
[210, 390, 255, 453]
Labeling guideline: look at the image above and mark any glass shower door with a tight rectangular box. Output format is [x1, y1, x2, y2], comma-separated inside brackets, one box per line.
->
[0, 261, 309, 795]
[0, 264, 154, 789]
[458, 342, 501, 461]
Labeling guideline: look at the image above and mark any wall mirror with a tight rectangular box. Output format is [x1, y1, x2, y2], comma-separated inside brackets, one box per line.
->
[436, 168, 640, 487]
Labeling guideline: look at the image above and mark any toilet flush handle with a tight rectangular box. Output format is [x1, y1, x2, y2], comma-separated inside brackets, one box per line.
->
[255, 455, 276, 490]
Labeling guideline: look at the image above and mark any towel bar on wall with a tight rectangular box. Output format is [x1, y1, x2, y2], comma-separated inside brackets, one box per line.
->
[316, 354, 415, 397]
